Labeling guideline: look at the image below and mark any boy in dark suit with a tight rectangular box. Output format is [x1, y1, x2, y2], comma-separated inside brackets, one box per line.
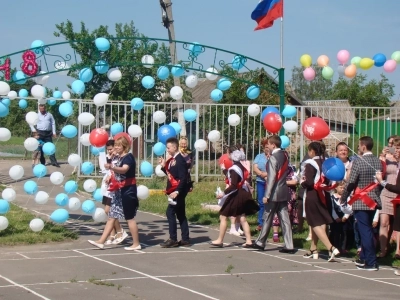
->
[159, 137, 190, 248]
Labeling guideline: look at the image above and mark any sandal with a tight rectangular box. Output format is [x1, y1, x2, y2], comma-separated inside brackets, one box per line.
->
[328, 246, 340, 262]
[273, 233, 279, 242]
[303, 249, 318, 259]
[241, 243, 253, 248]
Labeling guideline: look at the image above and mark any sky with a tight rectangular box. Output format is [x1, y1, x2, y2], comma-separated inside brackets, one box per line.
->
[1, 0, 400, 100]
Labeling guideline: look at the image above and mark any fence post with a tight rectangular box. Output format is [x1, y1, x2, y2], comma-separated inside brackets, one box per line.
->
[386, 117, 391, 141]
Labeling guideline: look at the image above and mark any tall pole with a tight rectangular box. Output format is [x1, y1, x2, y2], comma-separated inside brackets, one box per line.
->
[280, 17, 283, 68]
[278, 15, 285, 135]
[160, 0, 186, 136]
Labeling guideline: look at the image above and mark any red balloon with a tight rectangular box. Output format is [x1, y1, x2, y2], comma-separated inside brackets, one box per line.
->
[89, 128, 109, 147]
[218, 153, 233, 169]
[114, 132, 132, 144]
[263, 112, 282, 134]
[302, 117, 330, 140]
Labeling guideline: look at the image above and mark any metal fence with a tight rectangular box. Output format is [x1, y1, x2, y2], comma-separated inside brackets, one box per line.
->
[76, 99, 400, 181]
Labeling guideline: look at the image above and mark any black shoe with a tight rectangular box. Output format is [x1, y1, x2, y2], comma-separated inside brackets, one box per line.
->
[357, 263, 378, 271]
[252, 243, 265, 251]
[354, 259, 365, 267]
[160, 239, 179, 248]
[279, 248, 296, 254]
[178, 240, 191, 247]
[52, 163, 61, 168]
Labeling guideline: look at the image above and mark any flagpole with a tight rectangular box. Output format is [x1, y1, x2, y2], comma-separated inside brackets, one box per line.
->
[280, 17, 283, 68]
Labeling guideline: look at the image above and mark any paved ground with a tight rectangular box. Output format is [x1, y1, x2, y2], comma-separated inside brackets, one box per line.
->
[0, 160, 399, 300]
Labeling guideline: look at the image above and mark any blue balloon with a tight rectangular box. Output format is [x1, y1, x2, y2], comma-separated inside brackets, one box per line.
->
[31, 40, 44, 54]
[32, 164, 47, 178]
[373, 53, 386, 67]
[91, 145, 105, 156]
[232, 55, 246, 70]
[157, 125, 176, 144]
[0, 199, 10, 214]
[140, 161, 154, 177]
[24, 180, 38, 195]
[169, 122, 181, 135]
[79, 68, 94, 83]
[95, 38, 110, 52]
[50, 208, 69, 223]
[111, 123, 124, 135]
[42, 142, 56, 155]
[64, 180, 78, 194]
[322, 158, 345, 181]
[13, 71, 27, 84]
[157, 66, 170, 80]
[47, 98, 56, 106]
[261, 107, 280, 120]
[131, 97, 144, 110]
[1, 98, 10, 107]
[61, 125, 78, 138]
[19, 99, 28, 109]
[210, 89, 223, 102]
[184, 109, 197, 122]
[92, 188, 103, 202]
[153, 142, 166, 156]
[59, 102, 73, 117]
[171, 64, 185, 77]
[55, 193, 69, 206]
[0, 102, 9, 117]
[53, 91, 62, 98]
[65, 100, 73, 106]
[280, 135, 290, 149]
[141, 76, 155, 89]
[18, 89, 29, 97]
[71, 80, 85, 95]
[246, 85, 260, 100]
[217, 78, 232, 91]
[81, 161, 94, 175]
[95, 60, 109, 74]
[82, 200, 96, 214]
[189, 42, 202, 57]
[282, 105, 297, 118]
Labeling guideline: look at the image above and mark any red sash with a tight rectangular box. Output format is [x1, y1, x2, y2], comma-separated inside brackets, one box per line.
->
[314, 175, 337, 206]
[164, 157, 180, 195]
[108, 175, 136, 192]
[264, 151, 289, 189]
[237, 168, 249, 189]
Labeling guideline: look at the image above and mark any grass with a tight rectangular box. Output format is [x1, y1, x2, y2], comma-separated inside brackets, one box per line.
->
[88, 276, 115, 287]
[0, 203, 79, 246]
[225, 264, 234, 273]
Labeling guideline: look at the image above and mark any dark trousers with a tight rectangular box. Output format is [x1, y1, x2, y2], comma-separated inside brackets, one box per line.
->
[37, 130, 57, 165]
[166, 193, 189, 241]
[329, 222, 345, 250]
[354, 210, 377, 266]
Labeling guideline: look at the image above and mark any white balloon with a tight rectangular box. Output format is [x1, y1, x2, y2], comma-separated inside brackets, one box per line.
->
[62, 91, 71, 100]
[35, 71, 50, 85]
[2, 188, 16, 202]
[228, 114, 240, 126]
[78, 112, 95, 126]
[94, 93, 109, 106]
[24, 137, 39, 151]
[185, 75, 198, 88]
[153, 111, 166, 124]
[141, 55, 154, 68]
[29, 218, 45, 232]
[25, 111, 39, 126]
[107, 68, 122, 82]
[194, 139, 207, 151]
[7, 91, 17, 100]
[128, 124, 143, 138]
[55, 62, 69, 75]
[207, 130, 221, 143]
[83, 179, 97, 193]
[247, 104, 261, 117]
[9, 165, 24, 180]
[0, 81, 10, 96]
[79, 133, 91, 146]
[170, 86, 183, 100]
[205, 67, 219, 80]
[137, 185, 150, 200]
[0, 128, 11, 141]
[68, 197, 81, 211]
[50, 171, 64, 185]
[37, 98, 47, 105]
[68, 154, 82, 167]
[0, 216, 9, 231]
[155, 165, 166, 177]
[31, 84, 46, 99]
[93, 207, 108, 222]
[35, 191, 49, 205]
[283, 120, 299, 133]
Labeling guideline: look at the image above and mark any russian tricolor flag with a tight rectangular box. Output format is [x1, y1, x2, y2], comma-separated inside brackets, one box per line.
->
[251, 0, 283, 31]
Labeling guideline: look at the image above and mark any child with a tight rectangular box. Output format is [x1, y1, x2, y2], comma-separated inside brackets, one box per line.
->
[32, 132, 44, 169]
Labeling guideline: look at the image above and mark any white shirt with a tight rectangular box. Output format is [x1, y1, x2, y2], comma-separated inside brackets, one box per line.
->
[271, 148, 281, 154]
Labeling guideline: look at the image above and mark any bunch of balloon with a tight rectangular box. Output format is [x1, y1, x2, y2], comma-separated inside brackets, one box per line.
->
[317, 55, 334, 80]
[299, 54, 315, 81]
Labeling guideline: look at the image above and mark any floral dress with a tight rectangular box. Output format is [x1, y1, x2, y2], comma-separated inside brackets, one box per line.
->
[108, 155, 125, 220]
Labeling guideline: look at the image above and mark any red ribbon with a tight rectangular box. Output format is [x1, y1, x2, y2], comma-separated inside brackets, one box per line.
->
[108, 175, 136, 192]
[164, 157, 180, 195]
[314, 176, 338, 206]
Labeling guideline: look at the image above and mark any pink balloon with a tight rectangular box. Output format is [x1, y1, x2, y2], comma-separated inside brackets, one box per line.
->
[383, 59, 397, 73]
[303, 67, 316, 81]
[337, 50, 350, 64]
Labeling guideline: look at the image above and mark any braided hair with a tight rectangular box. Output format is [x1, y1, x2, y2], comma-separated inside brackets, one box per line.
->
[308, 141, 326, 161]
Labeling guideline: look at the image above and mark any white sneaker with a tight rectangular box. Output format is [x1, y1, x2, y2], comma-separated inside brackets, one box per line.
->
[395, 270, 400, 276]
[124, 245, 142, 251]
[105, 239, 114, 245]
[88, 240, 104, 249]
[229, 230, 241, 237]
[112, 230, 128, 245]
[237, 228, 244, 236]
